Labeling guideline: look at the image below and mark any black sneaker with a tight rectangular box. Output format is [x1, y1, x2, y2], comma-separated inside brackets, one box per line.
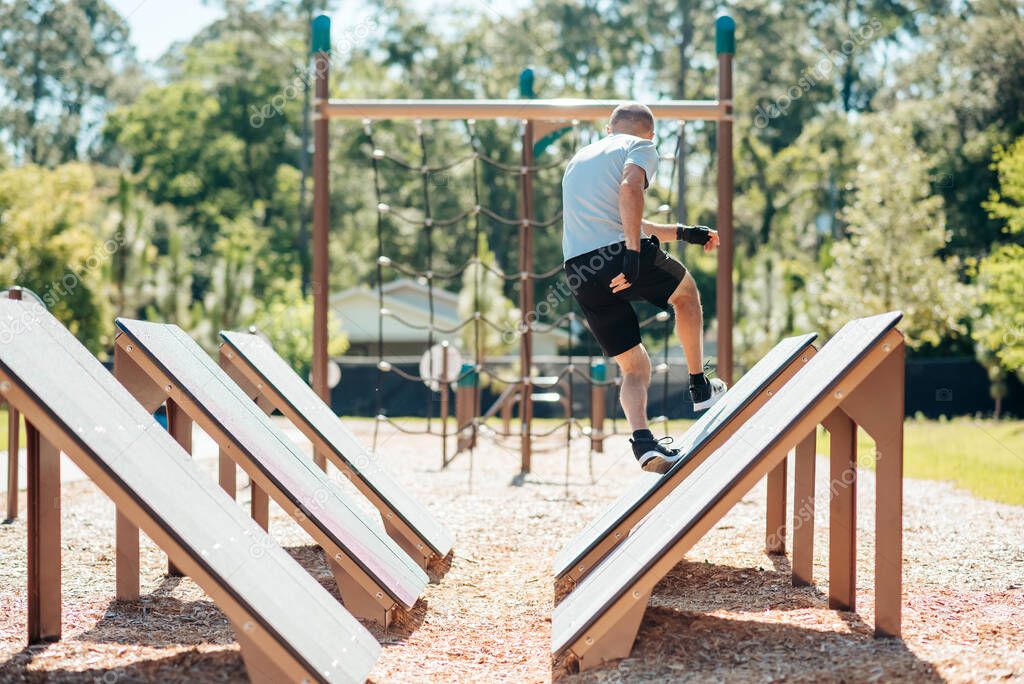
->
[690, 374, 727, 412]
[631, 435, 683, 474]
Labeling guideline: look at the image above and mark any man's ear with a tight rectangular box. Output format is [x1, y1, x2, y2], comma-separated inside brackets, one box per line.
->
[605, 124, 612, 134]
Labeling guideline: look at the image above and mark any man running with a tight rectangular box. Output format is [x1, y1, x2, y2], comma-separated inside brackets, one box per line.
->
[562, 102, 727, 474]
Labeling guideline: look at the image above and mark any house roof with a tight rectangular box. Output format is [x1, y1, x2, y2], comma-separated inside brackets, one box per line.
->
[331, 277, 570, 345]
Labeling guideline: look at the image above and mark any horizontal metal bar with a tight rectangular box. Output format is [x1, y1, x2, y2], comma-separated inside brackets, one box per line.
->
[321, 98, 723, 122]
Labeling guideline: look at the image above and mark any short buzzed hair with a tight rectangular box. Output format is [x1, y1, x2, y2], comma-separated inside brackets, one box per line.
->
[609, 102, 654, 134]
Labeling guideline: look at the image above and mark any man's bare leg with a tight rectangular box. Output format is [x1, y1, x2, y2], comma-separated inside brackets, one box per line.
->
[612, 343, 651, 431]
[667, 271, 704, 374]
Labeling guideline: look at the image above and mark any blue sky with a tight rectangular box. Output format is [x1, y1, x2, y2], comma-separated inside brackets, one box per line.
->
[108, 1, 521, 63]
[108, 0, 225, 62]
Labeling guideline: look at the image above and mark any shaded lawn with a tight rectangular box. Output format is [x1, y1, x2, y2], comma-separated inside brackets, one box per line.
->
[0, 408, 26, 451]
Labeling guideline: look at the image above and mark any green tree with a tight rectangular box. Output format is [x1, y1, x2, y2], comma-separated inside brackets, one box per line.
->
[253, 282, 349, 380]
[0, 163, 112, 351]
[973, 245, 1024, 373]
[0, 0, 135, 165]
[983, 137, 1024, 236]
[105, 1, 313, 300]
[973, 137, 1024, 376]
[880, 0, 1024, 256]
[817, 122, 968, 347]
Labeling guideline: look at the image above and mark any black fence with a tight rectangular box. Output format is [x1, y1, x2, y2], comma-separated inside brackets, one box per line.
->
[329, 356, 1023, 420]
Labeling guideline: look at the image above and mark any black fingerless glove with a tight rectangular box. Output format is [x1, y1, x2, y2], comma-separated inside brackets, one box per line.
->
[622, 249, 641, 284]
[676, 224, 712, 245]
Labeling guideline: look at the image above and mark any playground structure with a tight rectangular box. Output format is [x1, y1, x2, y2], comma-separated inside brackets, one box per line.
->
[0, 297, 382, 682]
[218, 328, 454, 568]
[309, 15, 738, 475]
[0, 14, 917, 684]
[553, 311, 906, 671]
[111, 317, 435, 627]
[0, 290, 909, 681]
[553, 332, 819, 594]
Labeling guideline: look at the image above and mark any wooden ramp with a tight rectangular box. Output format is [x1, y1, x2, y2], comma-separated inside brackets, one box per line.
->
[113, 318, 428, 628]
[552, 312, 906, 671]
[219, 330, 453, 568]
[553, 333, 817, 590]
[0, 299, 379, 683]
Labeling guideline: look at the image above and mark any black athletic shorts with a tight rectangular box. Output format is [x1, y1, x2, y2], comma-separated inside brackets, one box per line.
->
[563, 235, 687, 357]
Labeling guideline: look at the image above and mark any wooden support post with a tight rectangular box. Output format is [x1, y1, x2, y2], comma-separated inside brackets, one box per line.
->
[26, 421, 60, 643]
[840, 342, 906, 637]
[232, 618, 302, 684]
[572, 587, 651, 671]
[518, 119, 536, 474]
[115, 509, 140, 601]
[5, 287, 23, 521]
[590, 361, 607, 453]
[825, 409, 857, 612]
[440, 343, 449, 468]
[792, 430, 817, 586]
[454, 363, 477, 457]
[6, 401, 19, 520]
[165, 400, 191, 578]
[715, 17, 735, 385]
[327, 557, 396, 628]
[311, 25, 331, 475]
[765, 455, 787, 554]
[251, 485, 269, 532]
[219, 448, 237, 497]
[872, 352, 904, 638]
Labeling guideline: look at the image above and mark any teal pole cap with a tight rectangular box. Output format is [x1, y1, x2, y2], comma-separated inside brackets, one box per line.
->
[311, 15, 331, 54]
[591, 360, 607, 382]
[457, 363, 477, 388]
[715, 15, 735, 55]
[519, 68, 536, 98]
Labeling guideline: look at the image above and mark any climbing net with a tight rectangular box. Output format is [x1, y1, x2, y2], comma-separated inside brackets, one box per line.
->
[361, 117, 686, 484]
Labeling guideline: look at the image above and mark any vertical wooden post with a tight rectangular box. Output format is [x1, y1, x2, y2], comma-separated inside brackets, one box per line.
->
[518, 115, 536, 474]
[765, 455, 787, 555]
[5, 287, 22, 521]
[715, 16, 735, 385]
[6, 400, 19, 520]
[115, 509, 139, 601]
[165, 400, 191, 578]
[311, 14, 331, 474]
[251, 485, 270, 532]
[454, 362, 477, 457]
[440, 343, 450, 468]
[847, 344, 905, 637]
[219, 448, 237, 498]
[792, 430, 817, 586]
[826, 410, 857, 612]
[26, 422, 60, 643]
[590, 361, 606, 453]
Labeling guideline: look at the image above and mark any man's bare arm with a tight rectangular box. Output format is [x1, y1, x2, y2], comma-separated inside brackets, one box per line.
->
[642, 219, 721, 253]
[641, 219, 679, 243]
[619, 164, 646, 250]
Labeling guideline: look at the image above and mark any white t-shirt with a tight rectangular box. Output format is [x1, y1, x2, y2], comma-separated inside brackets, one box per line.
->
[561, 133, 659, 261]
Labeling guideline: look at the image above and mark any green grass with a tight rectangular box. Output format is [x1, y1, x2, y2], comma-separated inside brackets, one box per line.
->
[0, 407, 27, 451]
[815, 417, 1024, 506]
